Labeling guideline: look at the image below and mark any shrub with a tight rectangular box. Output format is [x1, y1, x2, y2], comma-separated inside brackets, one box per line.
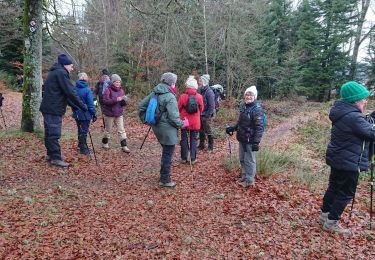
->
[257, 147, 293, 177]
[0, 70, 17, 90]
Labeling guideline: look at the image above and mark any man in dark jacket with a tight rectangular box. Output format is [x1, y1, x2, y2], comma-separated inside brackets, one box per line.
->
[40, 54, 87, 167]
[318, 81, 375, 236]
[197, 74, 215, 151]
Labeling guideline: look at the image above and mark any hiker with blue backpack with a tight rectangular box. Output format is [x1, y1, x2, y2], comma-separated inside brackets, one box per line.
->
[225, 86, 265, 188]
[138, 72, 189, 187]
[72, 72, 97, 155]
[197, 74, 216, 152]
[101, 74, 130, 153]
[178, 76, 204, 165]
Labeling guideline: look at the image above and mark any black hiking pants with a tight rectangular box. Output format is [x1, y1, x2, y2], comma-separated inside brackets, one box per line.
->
[321, 167, 359, 220]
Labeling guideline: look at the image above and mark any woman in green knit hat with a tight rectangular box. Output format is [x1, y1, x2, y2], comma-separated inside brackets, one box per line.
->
[317, 81, 375, 236]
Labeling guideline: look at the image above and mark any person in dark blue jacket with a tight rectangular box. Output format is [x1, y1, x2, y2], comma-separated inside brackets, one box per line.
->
[318, 81, 375, 236]
[40, 54, 87, 167]
[197, 74, 215, 151]
[73, 72, 97, 155]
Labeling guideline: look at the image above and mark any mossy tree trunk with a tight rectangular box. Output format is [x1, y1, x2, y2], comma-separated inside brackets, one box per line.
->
[21, 0, 43, 132]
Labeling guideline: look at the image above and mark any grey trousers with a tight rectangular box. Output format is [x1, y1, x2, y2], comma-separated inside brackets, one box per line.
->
[239, 142, 257, 183]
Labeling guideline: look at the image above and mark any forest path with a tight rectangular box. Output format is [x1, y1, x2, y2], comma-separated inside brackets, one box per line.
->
[0, 85, 373, 259]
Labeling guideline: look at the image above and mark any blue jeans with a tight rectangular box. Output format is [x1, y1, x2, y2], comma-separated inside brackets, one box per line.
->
[181, 130, 197, 161]
[160, 144, 175, 183]
[321, 167, 359, 220]
[43, 113, 62, 160]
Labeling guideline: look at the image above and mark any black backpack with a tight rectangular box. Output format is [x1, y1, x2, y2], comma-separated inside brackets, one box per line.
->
[185, 94, 198, 114]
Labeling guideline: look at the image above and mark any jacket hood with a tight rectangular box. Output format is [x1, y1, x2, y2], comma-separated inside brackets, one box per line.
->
[110, 84, 122, 92]
[329, 100, 361, 123]
[185, 88, 197, 95]
[76, 80, 88, 88]
[49, 63, 65, 72]
[153, 82, 172, 95]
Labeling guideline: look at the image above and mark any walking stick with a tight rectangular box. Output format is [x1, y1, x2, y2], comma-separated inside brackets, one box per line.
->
[0, 108, 6, 129]
[370, 142, 374, 230]
[140, 126, 151, 150]
[79, 114, 99, 166]
[87, 128, 99, 166]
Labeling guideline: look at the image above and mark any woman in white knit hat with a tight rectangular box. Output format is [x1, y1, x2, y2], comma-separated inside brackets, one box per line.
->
[225, 86, 265, 188]
[178, 76, 204, 164]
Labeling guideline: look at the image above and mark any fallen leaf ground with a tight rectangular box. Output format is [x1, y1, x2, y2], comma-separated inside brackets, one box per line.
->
[0, 84, 373, 259]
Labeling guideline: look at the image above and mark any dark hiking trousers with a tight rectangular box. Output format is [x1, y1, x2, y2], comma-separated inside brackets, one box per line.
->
[181, 129, 197, 161]
[160, 144, 175, 183]
[321, 167, 359, 220]
[43, 113, 63, 160]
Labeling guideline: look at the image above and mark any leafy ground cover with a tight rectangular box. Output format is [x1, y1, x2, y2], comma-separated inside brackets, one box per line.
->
[0, 84, 373, 258]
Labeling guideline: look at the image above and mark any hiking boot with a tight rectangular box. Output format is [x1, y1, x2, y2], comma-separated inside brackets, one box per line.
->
[317, 212, 329, 226]
[180, 159, 187, 164]
[323, 219, 351, 236]
[50, 159, 70, 167]
[191, 159, 198, 165]
[102, 137, 109, 149]
[120, 139, 130, 153]
[197, 132, 205, 150]
[78, 134, 91, 155]
[239, 180, 254, 188]
[159, 181, 176, 187]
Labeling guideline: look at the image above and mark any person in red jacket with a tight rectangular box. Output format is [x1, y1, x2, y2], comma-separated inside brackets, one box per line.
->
[178, 76, 204, 164]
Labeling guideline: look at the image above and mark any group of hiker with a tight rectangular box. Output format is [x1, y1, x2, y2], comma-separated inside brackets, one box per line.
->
[38, 53, 374, 236]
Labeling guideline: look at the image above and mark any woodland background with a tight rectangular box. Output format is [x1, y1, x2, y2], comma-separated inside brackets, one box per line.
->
[2, 0, 375, 105]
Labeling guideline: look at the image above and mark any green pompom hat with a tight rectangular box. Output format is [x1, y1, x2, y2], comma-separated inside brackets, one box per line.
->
[340, 81, 370, 103]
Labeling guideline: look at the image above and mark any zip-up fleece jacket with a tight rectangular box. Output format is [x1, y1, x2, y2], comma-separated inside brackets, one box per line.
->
[326, 100, 375, 172]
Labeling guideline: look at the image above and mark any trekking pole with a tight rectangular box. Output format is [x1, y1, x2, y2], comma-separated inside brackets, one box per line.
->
[350, 171, 359, 218]
[87, 128, 99, 166]
[80, 114, 99, 166]
[140, 126, 151, 150]
[0, 108, 6, 129]
[370, 142, 374, 230]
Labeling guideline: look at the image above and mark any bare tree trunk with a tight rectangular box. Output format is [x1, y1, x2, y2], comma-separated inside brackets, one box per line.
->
[203, 0, 208, 74]
[101, 0, 109, 68]
[21, 0, 43, 132]
[349, 0, 371, 79]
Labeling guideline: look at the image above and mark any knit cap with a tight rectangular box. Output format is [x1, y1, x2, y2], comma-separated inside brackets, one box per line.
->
[244, 86, 258, 100]
[58, 54, 73, 65]
[185, 75, 198, 89]
[161, 72, 177, 85]
[101, 68, 110, 76]
[340, 81, 370, 103]
[201, 74, 210, 86]
[111, 74, 121, 82]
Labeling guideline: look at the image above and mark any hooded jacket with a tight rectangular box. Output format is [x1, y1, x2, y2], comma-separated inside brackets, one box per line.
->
[235, 102, 264, 145]
[138, 82, 184, 145]
[178, 88, 204, 130]
[40, 63, 86, 115]
[102, 84, 126, 117]
[72, 80, 96, 121]
[326, 100, 375, 171]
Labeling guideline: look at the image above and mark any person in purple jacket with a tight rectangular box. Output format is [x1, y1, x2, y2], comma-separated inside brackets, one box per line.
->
[101, 74, 130, 153]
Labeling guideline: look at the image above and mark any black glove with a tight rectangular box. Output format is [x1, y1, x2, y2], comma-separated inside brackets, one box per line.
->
[92, 115, 97, 122]
[252, 143, 259, 152]
[225, 125, 236, 136]
[370, 111, 375, 120]
[120, 99, 127, 107]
